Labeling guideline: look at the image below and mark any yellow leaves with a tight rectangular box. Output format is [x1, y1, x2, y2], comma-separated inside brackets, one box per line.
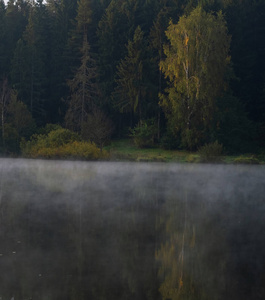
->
[22, 140, 108, 160]
[184, 36, 189, 47]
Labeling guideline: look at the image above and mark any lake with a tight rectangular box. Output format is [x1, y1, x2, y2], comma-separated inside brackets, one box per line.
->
[0, 159, 265, 300]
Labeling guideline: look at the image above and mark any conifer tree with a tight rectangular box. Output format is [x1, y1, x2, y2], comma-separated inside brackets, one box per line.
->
[0, 1, 6, 76]
[97, 0, 131, 103]
[45, 0, 77, 123]
[113, 26, 149, 123]
[3, 0, 28, 74]
[0, 77, 10, 149]
[65, 34, 99, 132]
[11, 2, 50, 125]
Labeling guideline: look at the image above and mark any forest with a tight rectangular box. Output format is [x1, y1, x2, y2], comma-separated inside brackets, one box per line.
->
[0, 0, 265, 156]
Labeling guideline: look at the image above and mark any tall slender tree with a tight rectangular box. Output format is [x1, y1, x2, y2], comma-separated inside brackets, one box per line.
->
[97, 0, 130, 102]
[113, 26, 149, 123]
[160, 6, 231, 149]
[11, 2, 50, 125]
[65, 34, 99, 132]
[0, 1, 6, 77]
[0, 77, 10, 149]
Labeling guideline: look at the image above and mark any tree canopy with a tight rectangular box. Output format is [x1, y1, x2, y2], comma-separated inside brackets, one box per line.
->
[160, 6, 231, 149]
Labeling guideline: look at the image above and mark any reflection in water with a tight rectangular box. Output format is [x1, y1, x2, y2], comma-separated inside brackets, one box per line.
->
[0, 159, 265, 300]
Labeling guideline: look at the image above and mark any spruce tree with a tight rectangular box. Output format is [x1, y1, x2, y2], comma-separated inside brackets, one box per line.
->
[0, 1, 6, 76]
[97, 0, 130, 103]
[11, 2, 51, 125]
[113, 26, 149, 123]
[65, 34, 99, 132]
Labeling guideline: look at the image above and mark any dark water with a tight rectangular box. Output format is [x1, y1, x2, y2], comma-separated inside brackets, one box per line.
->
[0, 159, 265, 300]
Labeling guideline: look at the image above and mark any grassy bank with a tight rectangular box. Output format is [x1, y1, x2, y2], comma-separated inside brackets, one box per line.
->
[105, 139, 265, 164]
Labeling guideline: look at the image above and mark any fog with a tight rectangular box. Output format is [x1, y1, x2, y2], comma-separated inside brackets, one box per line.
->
[0, 159, 265, 300]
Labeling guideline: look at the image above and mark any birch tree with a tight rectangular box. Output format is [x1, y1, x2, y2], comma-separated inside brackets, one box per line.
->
[160, 6, 230, 149]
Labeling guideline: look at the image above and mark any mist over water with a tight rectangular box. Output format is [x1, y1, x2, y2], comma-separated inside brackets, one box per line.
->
[0, 159, 265, 300]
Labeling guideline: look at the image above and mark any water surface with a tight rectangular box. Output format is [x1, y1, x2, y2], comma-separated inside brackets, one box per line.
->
[0, 159, 264, 300]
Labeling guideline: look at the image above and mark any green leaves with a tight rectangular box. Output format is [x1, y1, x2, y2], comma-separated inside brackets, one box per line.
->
[160, 6, 231, 149]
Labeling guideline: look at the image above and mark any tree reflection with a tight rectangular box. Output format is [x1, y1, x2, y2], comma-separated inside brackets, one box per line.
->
[156, 191, 229, 300]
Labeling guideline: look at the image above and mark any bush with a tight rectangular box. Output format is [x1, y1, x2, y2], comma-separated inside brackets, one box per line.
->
[130, 119, 157, 148]
[21, 128, 108, 160]
[198, 141, 224, 163]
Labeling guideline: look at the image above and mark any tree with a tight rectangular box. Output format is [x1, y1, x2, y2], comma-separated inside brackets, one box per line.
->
[0, 1, 6, 77]
[11, 3, 50, 125]
[81, 106, 114, 151]
[160, 6, 230, 149]
[225, 0, 265, 146]
[113, 26, 149, 124]
[45, 0, 78, 124]
[0, 77, 10, 149]
[0, 80, 35, 153]
[65, 34, 99, 132]
[97, 0, 131, 104]
[5, 91, 36, 152]
[4, 0, 29, 75]
[66, 0, 92, 71]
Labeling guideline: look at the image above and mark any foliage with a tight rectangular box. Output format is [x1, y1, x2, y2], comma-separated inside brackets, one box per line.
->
[81, 106, 114, 150]
[1, 123, 19, 153]
[21, 127, 107, 160]
[37, 123, 62, 135]
[0, 0, 265, 155]
[11, 4, 50, 124]
[21, 127, 79, 155]
[130, 119, 157, 148]
[113, 26, 147, 120]
[24, 140, 107, 160]
[1, 85, 36, 153]
[213, 93, 256, 154]
[65, 34, 99, 132]
[198, 140, 224, 162]
[160, 6, 231, 149]
[6, 93, 36, 139]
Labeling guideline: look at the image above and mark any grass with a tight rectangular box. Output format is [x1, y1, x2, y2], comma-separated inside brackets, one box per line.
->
[105, 139, 265, 164]
[105, 139, 200, 163]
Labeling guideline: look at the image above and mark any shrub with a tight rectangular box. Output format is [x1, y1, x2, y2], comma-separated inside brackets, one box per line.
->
[21, 128, 107, 160]
[198, 141, 224, 163]
[45, 128, 80, 148]
[30, 141, 108, 160]
[130, 119, 157, 148]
